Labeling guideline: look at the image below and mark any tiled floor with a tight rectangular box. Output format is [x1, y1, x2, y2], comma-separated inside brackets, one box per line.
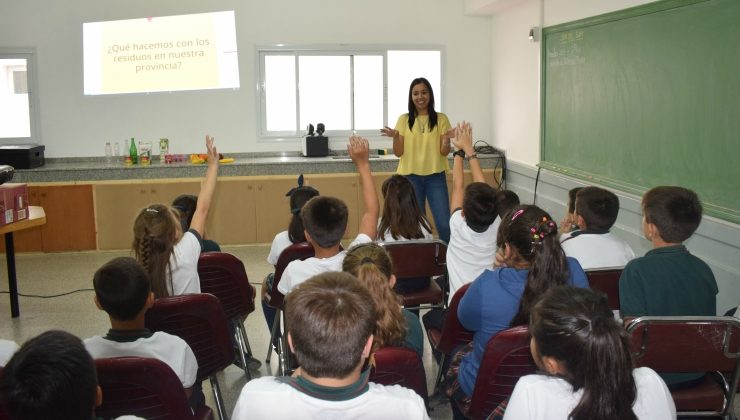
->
[0, 244, 452, 420]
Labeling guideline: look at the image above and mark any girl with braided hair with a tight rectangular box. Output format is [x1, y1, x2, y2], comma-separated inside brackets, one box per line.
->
[503, 286, 675, 419]
[445, 205, 589, 419]
[342, 243, 423, 358]
[132, 135, 219, 298]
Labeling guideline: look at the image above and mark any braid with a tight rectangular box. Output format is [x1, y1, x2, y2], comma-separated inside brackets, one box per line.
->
[132, 204, 178, 298]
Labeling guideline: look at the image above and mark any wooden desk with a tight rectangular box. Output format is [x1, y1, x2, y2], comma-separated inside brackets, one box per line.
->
[0, 206, 45, 317]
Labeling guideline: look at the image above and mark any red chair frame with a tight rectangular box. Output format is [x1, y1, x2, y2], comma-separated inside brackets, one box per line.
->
[371, 346, 429, 407]
[585, 267, 623, 311]
[381, 239, 447, 310]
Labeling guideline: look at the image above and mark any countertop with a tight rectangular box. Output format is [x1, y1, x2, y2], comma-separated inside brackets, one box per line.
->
[11, 152, 503, 183]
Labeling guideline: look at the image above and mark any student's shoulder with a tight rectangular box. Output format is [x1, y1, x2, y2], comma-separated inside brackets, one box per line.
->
[367, 382, 427, 411]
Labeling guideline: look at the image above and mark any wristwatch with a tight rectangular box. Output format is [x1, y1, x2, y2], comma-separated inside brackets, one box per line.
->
[453, 149, 466, 159]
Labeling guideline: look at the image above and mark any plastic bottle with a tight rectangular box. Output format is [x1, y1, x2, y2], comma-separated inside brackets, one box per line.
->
[113, 141, 120, 157]
[129, 137, 138, 164]
[105, 142, 112, 164]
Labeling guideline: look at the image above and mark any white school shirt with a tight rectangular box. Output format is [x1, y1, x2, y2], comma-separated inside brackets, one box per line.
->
[267, 230, 294, 266]
[232, 376, 429, 420]
[377, 223, 433, 243]
[0, 339, 19, 366]
[503, 367, 676, 420]
[167, 230, 202, 296]
[446, 210, 500, 304]
[84, 331, 198, 388]
[277, 233, 372, 295]
[560, 231, 636, 270]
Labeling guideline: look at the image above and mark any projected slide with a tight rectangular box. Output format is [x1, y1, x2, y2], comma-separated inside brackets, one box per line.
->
[84, 11, 239, 95]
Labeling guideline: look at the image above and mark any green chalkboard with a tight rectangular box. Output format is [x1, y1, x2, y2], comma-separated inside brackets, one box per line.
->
[541, 0, 740, 224]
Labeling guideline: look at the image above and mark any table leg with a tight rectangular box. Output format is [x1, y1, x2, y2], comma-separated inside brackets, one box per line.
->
[5, 232, 19, 318]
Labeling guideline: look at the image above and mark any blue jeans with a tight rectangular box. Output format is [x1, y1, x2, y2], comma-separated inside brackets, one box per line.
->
[406, 171, 451, 244]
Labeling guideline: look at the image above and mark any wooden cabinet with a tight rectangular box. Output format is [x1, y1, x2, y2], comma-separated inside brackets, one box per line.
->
[206, 178, 257, 245]
[3, 185, 96, 252]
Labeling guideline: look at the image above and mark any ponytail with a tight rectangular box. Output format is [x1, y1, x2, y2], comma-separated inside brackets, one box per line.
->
[132, 204, 178, 298]
[287, 186, 320, 243]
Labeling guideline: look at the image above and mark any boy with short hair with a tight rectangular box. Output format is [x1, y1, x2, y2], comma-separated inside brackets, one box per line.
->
[0, 330, 102, 420]
[619, 186, 718, 388]
[84, 257, 200, 404]
[232, 272, 429, 419]
[277, 136, 379, 294]
[560, 186, 636, 269]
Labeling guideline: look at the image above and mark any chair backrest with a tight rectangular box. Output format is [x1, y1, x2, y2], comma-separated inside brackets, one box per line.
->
[267, 241, 315, 309]
[467, 325, 536, 420]
[145, 293, 234, 382]
[381, 239, 447, 279]
[95, 357, 196, 420]
[436, 283, 474, 355]
[585, 267, 623, 310]
[197, 252, 255, 320]
[370, 346, 428, 406]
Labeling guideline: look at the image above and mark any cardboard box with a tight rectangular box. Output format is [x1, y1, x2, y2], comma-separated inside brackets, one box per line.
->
[0, 183, 29, 227]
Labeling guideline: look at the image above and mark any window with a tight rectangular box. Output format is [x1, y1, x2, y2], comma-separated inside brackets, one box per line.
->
[0, 49, 40, 142]
[258, 46, 442, 138]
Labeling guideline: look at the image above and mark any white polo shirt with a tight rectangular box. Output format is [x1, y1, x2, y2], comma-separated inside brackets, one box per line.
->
[561, 230, 636, 270]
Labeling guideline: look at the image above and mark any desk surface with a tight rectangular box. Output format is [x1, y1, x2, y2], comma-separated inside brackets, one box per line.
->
[0, 206, 46, 235]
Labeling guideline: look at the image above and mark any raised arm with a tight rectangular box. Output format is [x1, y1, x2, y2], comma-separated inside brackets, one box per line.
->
[381, 126, 404, 157]
[189, 135, 219, 236]
[453, 121, 484, 183]
[349, 135, 379, 239]
[450, 124, 465, 211]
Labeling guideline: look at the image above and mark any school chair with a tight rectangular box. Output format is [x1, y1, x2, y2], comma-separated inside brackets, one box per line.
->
[264, 241, 315, 375]
[425, 282, 474, 393]
[626, 316, 740, 419]
[145, 293, 233, 420]
[197, 252, 257, 379]
[95, 356, 214, 420]
[380, 239, 447, 311]
[585, 267, 623, 311]
[462, 325, 536, 420]
[370, 346, 429, 407]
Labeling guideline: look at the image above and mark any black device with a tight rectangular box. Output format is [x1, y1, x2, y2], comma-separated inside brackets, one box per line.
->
[0, 165, 14, 185]
[0, 145, 45, 169]
[301, 136, 329, 157]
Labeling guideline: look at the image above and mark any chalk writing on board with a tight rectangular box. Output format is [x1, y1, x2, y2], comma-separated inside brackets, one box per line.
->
[548, 31, 585, 67]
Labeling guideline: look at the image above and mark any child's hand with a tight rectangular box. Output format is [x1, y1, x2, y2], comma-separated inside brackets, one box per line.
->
[205, 135, 219, 167]
[452, 121, 474, 155]
[494, 245, 510, 268]
[348, 135, 370, 163]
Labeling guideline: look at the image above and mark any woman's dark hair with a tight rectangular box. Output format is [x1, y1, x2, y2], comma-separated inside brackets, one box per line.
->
[531, 286, 638, 420]
[497, 205, 570, 326]
[288, 187, 320, 243]
[407, 77, 438, 132]
[378, 175, 432, 241]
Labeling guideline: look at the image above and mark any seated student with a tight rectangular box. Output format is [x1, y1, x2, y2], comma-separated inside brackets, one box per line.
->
[377, 174, 433, 243]
[495, 189, 520, 221]
[232, 272, 429, 419]
[277, 136, 379, 295]
[0, 339, 18, 366]
[558, 187, 583, 236]
[0, 330, 103, 420]
[133, 135, 219, 297]
[172, 194, 221, 252]
[342, 243, 424, 358]
[560, 186, 636, 269]
[445, 204, 589, 419]
[84, 257, 201, 407]
[503, 286, 675, 420]
[619, 186, 718, 388]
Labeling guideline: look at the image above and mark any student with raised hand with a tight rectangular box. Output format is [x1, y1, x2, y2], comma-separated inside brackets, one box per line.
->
[342, 243, 424, 358]
[445, 205, 589, 419]
[0, 330, 103, 420]
[619, 186, 718, 388]
[381, 77, 455, 243]
[232, 272, 429, 420]
[503, 286, 675, 420]
[132, 135, 219, 297]
[560, 186, 636, 269]
[277, 135, 379, 295]
[171, 194, 221, 252]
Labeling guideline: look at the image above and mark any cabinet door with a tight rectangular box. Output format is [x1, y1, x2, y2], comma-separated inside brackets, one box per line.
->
[254, 177, 301, 244]
[37, 185, 96, 252]
[206, 178, 257, 245]
[95, 184, 158, 250]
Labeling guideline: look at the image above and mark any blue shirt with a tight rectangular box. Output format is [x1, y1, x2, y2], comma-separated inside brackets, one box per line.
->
[456, 257, 589, 396]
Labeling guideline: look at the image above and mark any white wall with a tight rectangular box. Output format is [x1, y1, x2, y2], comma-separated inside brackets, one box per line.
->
[488, 0, 740, 314]
[0, 0, 491, 157]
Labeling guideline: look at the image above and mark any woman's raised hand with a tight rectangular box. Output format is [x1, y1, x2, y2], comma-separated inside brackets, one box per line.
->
[380, 126, 398, 138]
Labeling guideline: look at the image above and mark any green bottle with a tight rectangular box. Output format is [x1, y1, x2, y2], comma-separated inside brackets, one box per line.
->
[129, 137, 138, 164]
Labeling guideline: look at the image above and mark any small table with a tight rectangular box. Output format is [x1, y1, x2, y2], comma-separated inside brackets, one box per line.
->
[1, 206, 46, 317]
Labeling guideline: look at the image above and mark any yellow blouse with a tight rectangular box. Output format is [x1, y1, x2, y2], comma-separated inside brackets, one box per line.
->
[394, 112, 451, 176]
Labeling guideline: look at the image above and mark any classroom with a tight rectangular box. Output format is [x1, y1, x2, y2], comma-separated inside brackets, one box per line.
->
[0, 0, 738, 418]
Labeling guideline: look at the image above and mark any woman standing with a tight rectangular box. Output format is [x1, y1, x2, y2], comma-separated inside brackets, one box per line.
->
[381, 77, 454, 243]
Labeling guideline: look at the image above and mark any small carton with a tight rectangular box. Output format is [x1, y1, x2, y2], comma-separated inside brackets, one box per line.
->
[0, 183, 29, 227]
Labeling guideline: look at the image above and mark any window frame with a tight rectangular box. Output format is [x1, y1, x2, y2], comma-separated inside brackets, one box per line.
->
[256, 44, 444, 141]
[0, 48, 41, 145]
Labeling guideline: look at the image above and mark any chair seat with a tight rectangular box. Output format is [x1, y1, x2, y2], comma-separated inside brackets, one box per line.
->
[671, 374, 725, 411]
[194, 406, 214, 420]
[400, 281, 444, 307]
